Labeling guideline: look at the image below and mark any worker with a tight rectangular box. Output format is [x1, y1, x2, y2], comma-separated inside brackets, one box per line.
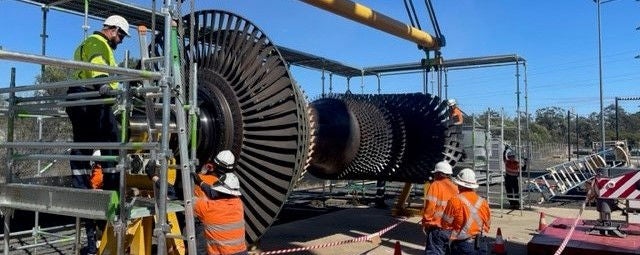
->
[374, 179, 388, 208]
[89, 150, 103, 190]
[65, 15, 129, 255]
[448, 99, 466, 161]
[191, 150, 248, 255]
[503, 145, 521, 209]
[442, 168, 490, 255]
[192, 162, 219, 254]
[422, 161, 458, 255]
[193, 150, 236, 254]
[448, 99, 464, 125]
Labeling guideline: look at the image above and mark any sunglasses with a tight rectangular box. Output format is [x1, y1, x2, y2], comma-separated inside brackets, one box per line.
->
[116, 29, 126, 40]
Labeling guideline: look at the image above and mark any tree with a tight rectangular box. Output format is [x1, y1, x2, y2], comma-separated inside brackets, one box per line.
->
[527, 122, 552, 144]
[34, 65, 73, 97]
[535, 107, 567, 139]
[603, 103, 621, 133]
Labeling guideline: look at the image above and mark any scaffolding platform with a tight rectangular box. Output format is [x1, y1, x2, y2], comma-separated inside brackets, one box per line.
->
[0, 183, 118, 220]
[527, 217, 640, 255]
[18, 0, 164, 29]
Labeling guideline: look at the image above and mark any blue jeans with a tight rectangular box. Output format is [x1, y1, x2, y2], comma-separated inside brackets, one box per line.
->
[424, 228, 451, 255]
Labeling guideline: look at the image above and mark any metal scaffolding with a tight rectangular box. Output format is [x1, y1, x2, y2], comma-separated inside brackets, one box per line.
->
[0, 0, 198, 254]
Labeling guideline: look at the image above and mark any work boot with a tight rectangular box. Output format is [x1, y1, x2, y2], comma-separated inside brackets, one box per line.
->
[85, 231, 98, 255]
[374, 200, 389, 209]
[80, 246, 97, 255]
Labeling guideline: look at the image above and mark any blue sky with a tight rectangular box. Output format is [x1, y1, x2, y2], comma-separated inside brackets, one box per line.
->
[1, 0, 639, 117]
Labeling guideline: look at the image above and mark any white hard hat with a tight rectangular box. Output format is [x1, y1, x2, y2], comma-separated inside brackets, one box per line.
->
[212, 173, 242, 196]
[104, 15, 130, 36]
[432, 161, 453, 175]
[214, 150, 235, 170]
[90, 150, 101, 166]
[453, 168, 479, 189]
[447, 99, 457, 106]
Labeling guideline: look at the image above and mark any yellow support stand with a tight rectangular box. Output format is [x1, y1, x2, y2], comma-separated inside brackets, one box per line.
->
[391, 182, 423, 217]
[165, 212, 186, 254]
[98, 213, 185, 255]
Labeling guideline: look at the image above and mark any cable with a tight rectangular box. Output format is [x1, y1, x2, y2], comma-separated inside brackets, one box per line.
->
[424, 0, 444, 45]
[403, 0, 421, 30]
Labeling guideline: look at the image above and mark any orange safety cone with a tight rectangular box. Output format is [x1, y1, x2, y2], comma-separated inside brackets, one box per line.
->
[491, 228, 506, 255]
[393, 240, 402, 255]
[538, 211, 548, 232]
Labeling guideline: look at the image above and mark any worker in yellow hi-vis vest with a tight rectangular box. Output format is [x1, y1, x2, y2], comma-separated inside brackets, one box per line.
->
[65, 15, 129, 255]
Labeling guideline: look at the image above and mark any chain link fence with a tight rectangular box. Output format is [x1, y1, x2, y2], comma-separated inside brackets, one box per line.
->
[0, 115, 73, 185]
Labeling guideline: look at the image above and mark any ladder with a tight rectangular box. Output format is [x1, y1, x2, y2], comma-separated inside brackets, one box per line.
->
[528, 152, 607, 202]
[0, 3, 198, 255]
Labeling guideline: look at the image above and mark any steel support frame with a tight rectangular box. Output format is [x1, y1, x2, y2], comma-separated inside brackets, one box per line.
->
[0, 3, 196, 254]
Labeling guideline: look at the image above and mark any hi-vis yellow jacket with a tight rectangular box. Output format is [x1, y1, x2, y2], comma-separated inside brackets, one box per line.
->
[73, 33, 118, 89]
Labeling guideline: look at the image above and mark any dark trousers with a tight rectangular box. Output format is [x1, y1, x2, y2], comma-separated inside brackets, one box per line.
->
[194, 217, 208, 255]
[67, 86, 120, 253]
[424, 228, 451, 255]
[450, 240, 478, 255]
[450, 238, 487, 255]
[504, 174, 520, 207]
[67, 86, 120, 189]
[374, 180, 388, 208]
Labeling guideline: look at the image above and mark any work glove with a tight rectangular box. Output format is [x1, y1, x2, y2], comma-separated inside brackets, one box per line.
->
[99, 84, 112, 96]
[145, 160, 159, 182]
[201, 162, 215, 174]
[191, 172, 203, 187]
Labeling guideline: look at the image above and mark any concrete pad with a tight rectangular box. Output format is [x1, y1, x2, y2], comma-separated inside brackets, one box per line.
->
[252, 205, 627, 255]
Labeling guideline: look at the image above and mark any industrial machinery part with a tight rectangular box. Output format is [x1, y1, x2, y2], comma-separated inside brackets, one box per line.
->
[177, 10, 310, 243]
[307, 93, 463, 182]
[587, 168, 640, 237]
[150, 9, 462, 243]
[300, 0, 440, 49]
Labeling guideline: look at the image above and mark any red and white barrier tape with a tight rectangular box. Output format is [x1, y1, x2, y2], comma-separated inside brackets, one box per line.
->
[257, 217, 410, 255]
[553, 183, 593, 255]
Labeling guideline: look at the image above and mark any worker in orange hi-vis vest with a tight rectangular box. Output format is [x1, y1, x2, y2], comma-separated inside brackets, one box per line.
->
[448, 99, 464, 125]
[191, 150, 249, 255]
[422, 161, 459, 255]
[503, 145, 523, 209]
[190, 161, 219, 254]
[442, 168, 491, 255]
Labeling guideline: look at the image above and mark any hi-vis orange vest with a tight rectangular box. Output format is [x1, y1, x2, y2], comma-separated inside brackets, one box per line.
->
[441, 190, 490, 240]
[194, 197, 247, 255]
[422, 178, 458, 228]
[504, 158, 520, 176]
[450, 107, 463, 125]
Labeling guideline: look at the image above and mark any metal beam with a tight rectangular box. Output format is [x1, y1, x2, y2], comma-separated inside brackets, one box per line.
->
[0, 49, 162, 80]
[300, 0, 440, 49]
[278, 45, 375, 77]
[16, 0, 166, 30]
[364, 54, 526, 74]
[0, 184, 119, 220]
